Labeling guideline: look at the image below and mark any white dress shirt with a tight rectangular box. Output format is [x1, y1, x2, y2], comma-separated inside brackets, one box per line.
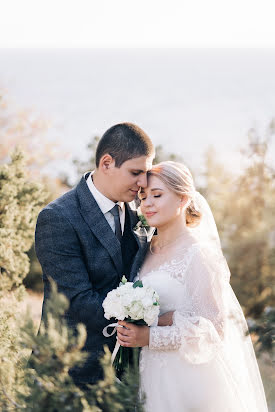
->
[85, 172, 125, 234]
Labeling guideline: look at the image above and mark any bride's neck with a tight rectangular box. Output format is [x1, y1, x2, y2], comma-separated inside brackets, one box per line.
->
[155, 216, 188, 245]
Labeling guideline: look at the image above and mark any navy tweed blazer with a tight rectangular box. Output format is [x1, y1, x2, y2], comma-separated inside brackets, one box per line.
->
[35, 174, 148, 384]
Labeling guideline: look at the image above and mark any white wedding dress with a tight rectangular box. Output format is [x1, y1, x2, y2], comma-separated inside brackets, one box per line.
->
[138, 240, 268, 412]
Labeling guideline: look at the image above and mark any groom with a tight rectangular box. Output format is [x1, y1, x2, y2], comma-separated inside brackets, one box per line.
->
[35, 122, 155, 387]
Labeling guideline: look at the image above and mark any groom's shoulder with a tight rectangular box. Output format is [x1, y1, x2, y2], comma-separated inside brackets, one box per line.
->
[39, 185, 78, 220]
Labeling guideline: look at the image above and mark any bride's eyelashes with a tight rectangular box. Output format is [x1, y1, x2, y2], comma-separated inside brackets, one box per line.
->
[140, 194, 162, 201]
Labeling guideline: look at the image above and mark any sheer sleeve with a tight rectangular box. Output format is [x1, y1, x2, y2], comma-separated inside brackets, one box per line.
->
[149, 245, 228, 364]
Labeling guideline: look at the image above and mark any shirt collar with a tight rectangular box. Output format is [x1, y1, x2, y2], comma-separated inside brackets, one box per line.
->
[85, 171, 124, 214]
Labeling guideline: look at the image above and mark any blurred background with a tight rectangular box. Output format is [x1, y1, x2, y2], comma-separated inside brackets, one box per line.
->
[0, 1, 274, 408]
[1, 48, 275, 183]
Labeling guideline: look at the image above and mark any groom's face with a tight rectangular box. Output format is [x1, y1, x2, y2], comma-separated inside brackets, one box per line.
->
[108, 155, 154, 202]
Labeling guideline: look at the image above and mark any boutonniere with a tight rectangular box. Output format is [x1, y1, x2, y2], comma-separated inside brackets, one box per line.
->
[133, 207, 152, 234]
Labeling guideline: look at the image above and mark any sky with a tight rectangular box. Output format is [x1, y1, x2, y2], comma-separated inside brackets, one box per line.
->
[1, 0, 275, 48]
[1, 2, 275, 183]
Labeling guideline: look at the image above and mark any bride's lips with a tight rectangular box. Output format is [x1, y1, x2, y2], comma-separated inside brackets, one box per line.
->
[145, 212, 156, 218]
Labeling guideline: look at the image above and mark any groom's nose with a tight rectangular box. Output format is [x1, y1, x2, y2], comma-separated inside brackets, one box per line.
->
[137, 173, 147, 188]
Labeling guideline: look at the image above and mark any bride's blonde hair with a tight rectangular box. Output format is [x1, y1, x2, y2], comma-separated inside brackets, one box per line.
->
[148, 161, 201, 227]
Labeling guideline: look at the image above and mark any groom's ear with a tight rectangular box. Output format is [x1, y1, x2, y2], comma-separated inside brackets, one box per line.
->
[99, 154, 115, 173]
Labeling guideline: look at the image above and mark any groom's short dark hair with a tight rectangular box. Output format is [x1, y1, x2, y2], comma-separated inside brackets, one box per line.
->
[95, 122, 154, 168]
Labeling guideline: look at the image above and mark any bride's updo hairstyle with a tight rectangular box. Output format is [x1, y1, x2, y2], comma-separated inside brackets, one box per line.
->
[148, 161, 202, 227]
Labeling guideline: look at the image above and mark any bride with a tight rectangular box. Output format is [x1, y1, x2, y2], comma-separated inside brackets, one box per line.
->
[117, 161, 268, 412]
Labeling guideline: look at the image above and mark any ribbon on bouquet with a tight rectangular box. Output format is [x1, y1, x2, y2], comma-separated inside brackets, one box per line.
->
[102, 322, 124, 364]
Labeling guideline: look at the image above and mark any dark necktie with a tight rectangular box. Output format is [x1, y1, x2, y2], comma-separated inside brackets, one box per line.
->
[109, 205, 122, 242]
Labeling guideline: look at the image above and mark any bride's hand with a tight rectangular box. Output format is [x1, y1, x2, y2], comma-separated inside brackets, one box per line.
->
[116, 321, 149, 347]
[158, 311, 175, 326]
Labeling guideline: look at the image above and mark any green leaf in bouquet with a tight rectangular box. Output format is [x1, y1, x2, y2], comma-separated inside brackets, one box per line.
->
[120, 275, 128, 286]
[125, 318, 147, 326]
[133, 280, 143, 288]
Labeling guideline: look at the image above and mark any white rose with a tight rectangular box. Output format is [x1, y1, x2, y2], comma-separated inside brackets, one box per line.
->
[128, 301, 144, 320]
[144, 305, 160, 326]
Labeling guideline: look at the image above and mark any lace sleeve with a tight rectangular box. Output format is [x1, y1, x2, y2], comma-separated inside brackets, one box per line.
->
[149, 246, 228, 364]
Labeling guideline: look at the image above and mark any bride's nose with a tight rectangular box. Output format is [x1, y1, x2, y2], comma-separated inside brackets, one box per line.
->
[142, 196, 153, 207]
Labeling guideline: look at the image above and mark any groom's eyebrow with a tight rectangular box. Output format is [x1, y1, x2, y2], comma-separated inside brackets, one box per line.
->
[131, 169, 145, 173]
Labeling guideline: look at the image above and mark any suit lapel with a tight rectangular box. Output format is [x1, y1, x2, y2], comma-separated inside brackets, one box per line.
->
[126, 203, 147, 249]
[76, 175, 123, 275]
[129, 244, 146, 281]
[126, 203, 150, 281]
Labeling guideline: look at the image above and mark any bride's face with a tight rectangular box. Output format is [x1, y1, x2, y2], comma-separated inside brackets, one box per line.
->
[139, 175, 185, 228]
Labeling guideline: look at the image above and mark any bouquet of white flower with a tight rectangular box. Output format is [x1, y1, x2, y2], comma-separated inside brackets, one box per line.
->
[102, 275, 160, 375]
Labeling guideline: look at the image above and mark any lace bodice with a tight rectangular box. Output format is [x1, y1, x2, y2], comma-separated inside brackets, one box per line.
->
[140, 243, 229, 364]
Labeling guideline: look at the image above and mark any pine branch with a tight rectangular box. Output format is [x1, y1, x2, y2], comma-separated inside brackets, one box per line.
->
[0, 376, 25, 409]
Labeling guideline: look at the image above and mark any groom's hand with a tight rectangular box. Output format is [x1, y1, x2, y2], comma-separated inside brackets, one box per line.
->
[116, 321, 149, 347]
[158, 311, 175, 326]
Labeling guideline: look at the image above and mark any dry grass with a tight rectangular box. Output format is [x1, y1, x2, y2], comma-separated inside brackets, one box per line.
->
[258, 355, 275, 411]
[19, 289, 43, 331]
